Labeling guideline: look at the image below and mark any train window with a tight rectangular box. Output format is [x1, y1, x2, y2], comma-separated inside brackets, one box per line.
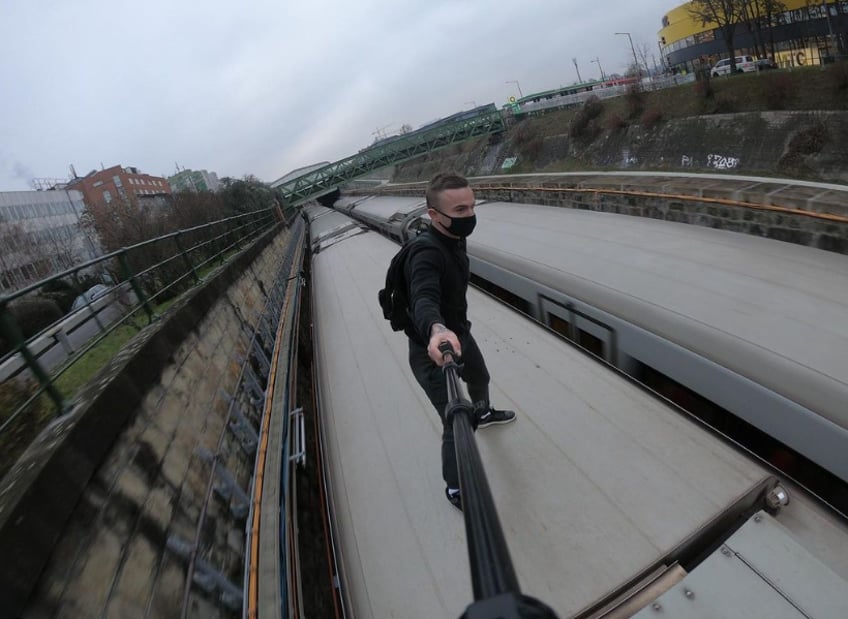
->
[469, 274, 531, 315]
[547, 313, 573, 339]
[578, 329, 604, 357]
[635, 361, 847, 514]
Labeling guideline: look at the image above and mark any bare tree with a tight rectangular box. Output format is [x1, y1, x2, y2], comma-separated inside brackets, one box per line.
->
[0, 220, 37, 291]
[635, 41, 654, 75]
[741, 1, 787, 60]
[43, 224, 82, 273]
[79, 197, 165, 254]
[688, 0, 748, 72]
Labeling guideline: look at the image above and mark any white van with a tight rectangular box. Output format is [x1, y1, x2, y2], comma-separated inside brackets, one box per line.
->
[710, 55, 757, 77]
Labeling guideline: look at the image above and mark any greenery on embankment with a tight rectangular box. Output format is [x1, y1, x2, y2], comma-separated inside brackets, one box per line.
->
[394, 64, 848, 181]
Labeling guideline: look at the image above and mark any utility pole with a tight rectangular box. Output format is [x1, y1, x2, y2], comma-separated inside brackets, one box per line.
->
[505, 80, 523, 98]
[572, 57, 583, 83]
[616, 32, 641, 78]
[590, 57, 606, 81]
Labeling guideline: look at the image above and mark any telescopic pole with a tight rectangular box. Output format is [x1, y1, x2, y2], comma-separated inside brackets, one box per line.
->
[438, 343, 559, 619]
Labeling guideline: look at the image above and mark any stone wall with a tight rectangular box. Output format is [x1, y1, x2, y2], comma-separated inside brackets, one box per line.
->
[562, 111, 848, 183]
[393, 111, 848, 184]
[366, 179, 848, 255]
[0, 223, 298, 618]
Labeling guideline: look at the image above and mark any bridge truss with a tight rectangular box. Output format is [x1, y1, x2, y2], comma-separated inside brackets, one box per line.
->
[272, 107, 505, 206]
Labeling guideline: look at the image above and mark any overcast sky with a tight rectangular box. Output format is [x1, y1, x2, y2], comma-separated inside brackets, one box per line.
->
[1, 0, 675, 191]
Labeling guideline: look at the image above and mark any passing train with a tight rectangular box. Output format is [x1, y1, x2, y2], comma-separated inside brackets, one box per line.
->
[303, 201, 848, 618]
[331, 192, 848, 506]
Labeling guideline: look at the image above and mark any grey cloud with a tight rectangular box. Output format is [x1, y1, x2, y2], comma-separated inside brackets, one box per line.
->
[1, 0, 673, 190]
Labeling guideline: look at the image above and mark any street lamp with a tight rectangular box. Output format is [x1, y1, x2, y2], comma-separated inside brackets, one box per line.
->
[590, 57, 606, 81]
[616, 32, 641, 78]
[505, 80, 523, 99]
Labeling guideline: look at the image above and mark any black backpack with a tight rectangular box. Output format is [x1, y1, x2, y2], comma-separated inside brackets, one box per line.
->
[378, 234, 446, 332]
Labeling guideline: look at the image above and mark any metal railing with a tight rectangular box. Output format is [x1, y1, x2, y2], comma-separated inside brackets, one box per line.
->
[0, 207, 280, 477]
[515, 73, 696, 117]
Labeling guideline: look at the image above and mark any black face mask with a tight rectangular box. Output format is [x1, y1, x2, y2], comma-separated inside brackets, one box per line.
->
[434, 209, 477, 237]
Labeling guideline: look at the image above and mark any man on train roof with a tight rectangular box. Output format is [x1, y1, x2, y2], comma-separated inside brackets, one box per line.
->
[404, 172, 516, 511]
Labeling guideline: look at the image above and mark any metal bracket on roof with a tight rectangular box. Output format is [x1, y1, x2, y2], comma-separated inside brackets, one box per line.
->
[196, 447, 249, 519]
[166, 536, 243, 611]
[228, 402, 258, 456]
[289, 407, 306, 468]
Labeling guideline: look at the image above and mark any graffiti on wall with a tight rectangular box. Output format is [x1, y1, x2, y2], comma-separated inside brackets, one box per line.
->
[707, 154, 740, 170]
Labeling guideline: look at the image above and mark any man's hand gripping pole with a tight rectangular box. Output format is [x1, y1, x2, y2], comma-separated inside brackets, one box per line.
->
[438, 342, 477, 429]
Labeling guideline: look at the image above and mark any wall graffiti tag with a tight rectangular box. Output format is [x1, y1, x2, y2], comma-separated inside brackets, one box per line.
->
[707, 154, 740, 170]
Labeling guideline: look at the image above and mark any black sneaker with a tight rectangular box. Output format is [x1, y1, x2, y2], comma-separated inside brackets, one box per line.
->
[477, 406, 516, 429]
[445, 488, 462, 511]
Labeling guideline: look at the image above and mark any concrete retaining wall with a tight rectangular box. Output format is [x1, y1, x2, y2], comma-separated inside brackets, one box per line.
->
[369, 179, 848, 255]
[0, 224, 297, 618]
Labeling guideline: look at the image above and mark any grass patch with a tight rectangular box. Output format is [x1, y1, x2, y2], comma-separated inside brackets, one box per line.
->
[0, 379, 52, 477]
[53, 322, 141, 398]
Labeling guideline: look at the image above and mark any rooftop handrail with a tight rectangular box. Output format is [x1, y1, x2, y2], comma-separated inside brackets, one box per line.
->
[0, 206, 281, 478]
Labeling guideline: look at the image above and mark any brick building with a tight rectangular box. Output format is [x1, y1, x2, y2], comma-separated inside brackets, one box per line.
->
[67, 165, 171, 209]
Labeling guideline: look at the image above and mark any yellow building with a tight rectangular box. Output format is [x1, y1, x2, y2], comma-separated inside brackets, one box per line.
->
[658, 1, 847, 72]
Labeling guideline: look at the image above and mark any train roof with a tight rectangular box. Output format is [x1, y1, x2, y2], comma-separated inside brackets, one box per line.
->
[339, 195, 425, 222]
[307, 223, 843, 616]
[467, 201, 848, 434]
[302, 204, 365, 252]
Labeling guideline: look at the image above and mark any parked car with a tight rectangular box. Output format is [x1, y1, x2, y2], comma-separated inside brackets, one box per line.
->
[71, 284, 111, 311]
[756, 57, 778, 70]
[710, 55, 757, 77]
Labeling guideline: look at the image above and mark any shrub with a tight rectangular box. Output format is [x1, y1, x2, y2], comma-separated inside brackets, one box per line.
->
[826, 60, 848, 91]
[521, 136, 545, 163]
[0, 378, 51, 478]
[777, 123, 828, 172]
[625, 84, 645, 119]
[0, 298, 63, 357]
[693, 78, 714, 100]
[512, 121, 535, 148]
[570, 96, 604, 139]
[605, 113, 628, 131]
[763, 73, 796, 109]
[713, 92, 738, 113]
[641, 108, 664, 129]
[788, 123, 827, 155]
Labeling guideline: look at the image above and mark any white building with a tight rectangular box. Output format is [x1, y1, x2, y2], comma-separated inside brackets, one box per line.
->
[0, 189, 100, 292]
[167, 169, 221, 193]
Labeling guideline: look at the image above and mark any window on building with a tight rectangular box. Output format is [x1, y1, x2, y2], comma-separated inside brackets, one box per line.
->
[103, 190, 112, 203]
[93, 180, 104, 187]
[112, 175, 123, 187]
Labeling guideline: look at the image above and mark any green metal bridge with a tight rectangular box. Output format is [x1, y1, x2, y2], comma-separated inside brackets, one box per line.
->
[271, 105, 505, 206]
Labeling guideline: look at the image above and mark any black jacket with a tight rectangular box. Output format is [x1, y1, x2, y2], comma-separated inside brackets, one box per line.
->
[404, 226, 470, 345]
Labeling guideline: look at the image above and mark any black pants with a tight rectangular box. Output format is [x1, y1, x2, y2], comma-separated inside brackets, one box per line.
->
[408, 331, 490, 489]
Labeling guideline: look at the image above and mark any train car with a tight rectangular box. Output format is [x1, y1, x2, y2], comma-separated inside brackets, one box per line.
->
[333, 194, 427, 242]
[334, 194, 848, 499]
[417, 103, 499, 134]
[304, 205, 848, 618]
